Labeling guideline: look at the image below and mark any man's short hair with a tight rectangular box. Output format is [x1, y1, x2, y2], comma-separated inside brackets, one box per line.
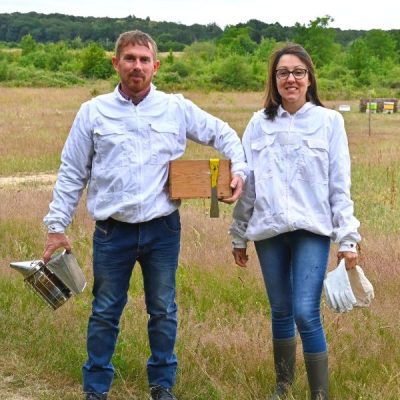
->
[115, 30, 158, 60]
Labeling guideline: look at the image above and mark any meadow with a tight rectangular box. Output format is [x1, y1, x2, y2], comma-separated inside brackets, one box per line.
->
[0, 84, 399, 399]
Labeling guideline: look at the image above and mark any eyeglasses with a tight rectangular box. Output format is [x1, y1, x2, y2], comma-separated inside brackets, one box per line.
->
[276, 68, 308, 80]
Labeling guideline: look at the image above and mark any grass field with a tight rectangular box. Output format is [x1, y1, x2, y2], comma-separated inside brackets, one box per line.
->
[0, 85, 399, 399]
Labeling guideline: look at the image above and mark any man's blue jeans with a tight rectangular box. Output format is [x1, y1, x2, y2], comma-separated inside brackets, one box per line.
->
[254, 230, 330, 353]
[82, 210, 181, 394]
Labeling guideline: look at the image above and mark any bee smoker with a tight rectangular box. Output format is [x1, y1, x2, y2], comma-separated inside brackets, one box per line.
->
[10, 251, 86, 310]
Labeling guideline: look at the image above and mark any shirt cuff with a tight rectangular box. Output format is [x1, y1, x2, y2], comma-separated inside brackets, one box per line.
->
[232, 171, 247, 183]
[339, 241, 357, 253]
[47, 223, 65, 234]
[231, 162, 249, 182]
[232, 237, 247, 249]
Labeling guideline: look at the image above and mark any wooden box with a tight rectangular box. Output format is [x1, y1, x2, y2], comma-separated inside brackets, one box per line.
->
[169, 159, 232, 199]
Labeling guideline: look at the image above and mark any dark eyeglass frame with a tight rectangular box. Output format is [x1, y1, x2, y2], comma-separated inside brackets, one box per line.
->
[275, 68, 308, 80]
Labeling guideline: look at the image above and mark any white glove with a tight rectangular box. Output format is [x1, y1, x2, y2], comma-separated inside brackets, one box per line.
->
[347, 265, 374, 307]
[323, 259, 357, 313]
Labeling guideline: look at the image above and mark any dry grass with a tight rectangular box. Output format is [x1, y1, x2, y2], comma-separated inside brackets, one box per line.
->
[0, 84, 111, 175]
[1, 193, 399, 399]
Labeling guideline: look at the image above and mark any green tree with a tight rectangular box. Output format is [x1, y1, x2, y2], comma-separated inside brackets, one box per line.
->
[45, 41, 70, 71]
[345, 38, 382, 86]
[364, 29, 398, 61]
[212, 54, 258, 89]
[346, 32, 398, 88]
[163, 60, 191, 78]
[80, 42, 113, 79]
[294, 16, 338, 67]
[255, 37, 277, 60]
[217, 26, 257, 56]
[20, 34, 37, 55]
[183, 41, 216, 62]
[389, 30, 400, 53]
[0, 60, 9, 81]
[69, 36, 84, 49]
[165, 49, 174, 64]
[346, 38, 369, 73]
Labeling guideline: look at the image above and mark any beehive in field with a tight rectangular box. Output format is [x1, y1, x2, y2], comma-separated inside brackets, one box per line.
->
[359, 98, 398, 113]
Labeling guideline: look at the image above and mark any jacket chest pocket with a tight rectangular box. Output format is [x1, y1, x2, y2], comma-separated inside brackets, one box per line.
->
[251, 135, 278, 181]
[149, 121, 184, 164]
[297, 139, 329, 184]
[93, 123, 130, 168]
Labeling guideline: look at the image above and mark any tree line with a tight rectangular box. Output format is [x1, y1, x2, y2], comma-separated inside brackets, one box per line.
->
[0, 13, 399, 99]
[0, 12, 223, 51]
[3, 11, 398, 51]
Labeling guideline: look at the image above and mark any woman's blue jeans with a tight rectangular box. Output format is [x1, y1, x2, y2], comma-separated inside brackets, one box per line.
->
[82, 210, 181, 394]
[255, 230, 330, 353]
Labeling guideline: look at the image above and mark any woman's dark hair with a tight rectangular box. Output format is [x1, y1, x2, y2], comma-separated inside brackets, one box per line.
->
[263, 43, 324, 120]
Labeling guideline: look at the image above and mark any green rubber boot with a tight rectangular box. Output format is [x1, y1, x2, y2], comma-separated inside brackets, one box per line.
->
[269, 337, 296, 400]
[304, 351, 329, 400]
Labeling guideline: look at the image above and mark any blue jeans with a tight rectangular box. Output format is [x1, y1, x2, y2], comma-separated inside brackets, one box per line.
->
[82, 210, 181, 394]
[255, 230, 330, 353]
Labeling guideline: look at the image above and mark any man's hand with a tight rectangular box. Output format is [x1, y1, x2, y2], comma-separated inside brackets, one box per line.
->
[232, 247, 249, 268]
[337, 251, 358, 270]
[43, 232, 72, 264]
[221, 175, 244, 204]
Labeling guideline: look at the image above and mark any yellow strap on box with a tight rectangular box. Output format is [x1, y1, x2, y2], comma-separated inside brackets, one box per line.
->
[209, 158, 220, 218]
[210, 158, 220, 188]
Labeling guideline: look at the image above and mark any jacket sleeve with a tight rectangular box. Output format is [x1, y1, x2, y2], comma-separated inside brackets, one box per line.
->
[43, 103, 94, 233]
[181, 96, 248, 179]
[328, 112, 361, 251]
[229, 119, 256, 248]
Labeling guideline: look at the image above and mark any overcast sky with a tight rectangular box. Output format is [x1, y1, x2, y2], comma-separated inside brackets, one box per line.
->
[1, 0, 398, 31]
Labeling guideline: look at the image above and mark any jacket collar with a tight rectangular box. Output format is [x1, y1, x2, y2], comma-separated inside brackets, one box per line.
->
[277, 102, 315, 117]
[115, 83, 156, 104]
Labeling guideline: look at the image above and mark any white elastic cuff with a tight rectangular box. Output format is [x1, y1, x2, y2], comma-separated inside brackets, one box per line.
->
[231, 238, 247, 249]
[47, 223, 65, 234]
[339, 241, 357, 253]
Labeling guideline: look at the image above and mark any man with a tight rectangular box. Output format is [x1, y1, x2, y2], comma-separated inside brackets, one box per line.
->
[43, 30, 247, 400]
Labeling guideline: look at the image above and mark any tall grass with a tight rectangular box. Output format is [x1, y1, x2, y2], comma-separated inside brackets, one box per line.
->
[0, 88, 399, 399]
[0, 84, 110, 175]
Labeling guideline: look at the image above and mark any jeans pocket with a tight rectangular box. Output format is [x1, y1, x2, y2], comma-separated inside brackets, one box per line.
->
[162, 210, 181, 233]
[94, 219, 115, 241]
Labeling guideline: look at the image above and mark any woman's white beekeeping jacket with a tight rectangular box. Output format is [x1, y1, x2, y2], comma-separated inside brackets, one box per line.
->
[230, 102, 361, 250]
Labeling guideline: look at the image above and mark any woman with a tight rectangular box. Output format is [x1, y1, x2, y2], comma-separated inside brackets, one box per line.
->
[229, 44, 361, 400]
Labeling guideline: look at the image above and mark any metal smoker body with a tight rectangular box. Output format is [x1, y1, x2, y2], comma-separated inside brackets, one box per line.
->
[10, 251, 86, 310]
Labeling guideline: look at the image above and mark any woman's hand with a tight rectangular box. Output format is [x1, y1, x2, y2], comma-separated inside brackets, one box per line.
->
[232, 247, 249, 268]
[337, 251, 358, 270]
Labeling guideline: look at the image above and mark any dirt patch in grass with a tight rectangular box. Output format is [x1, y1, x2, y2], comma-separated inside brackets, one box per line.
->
[0, 372, 37, 400]
[0, 174, 56, 188]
